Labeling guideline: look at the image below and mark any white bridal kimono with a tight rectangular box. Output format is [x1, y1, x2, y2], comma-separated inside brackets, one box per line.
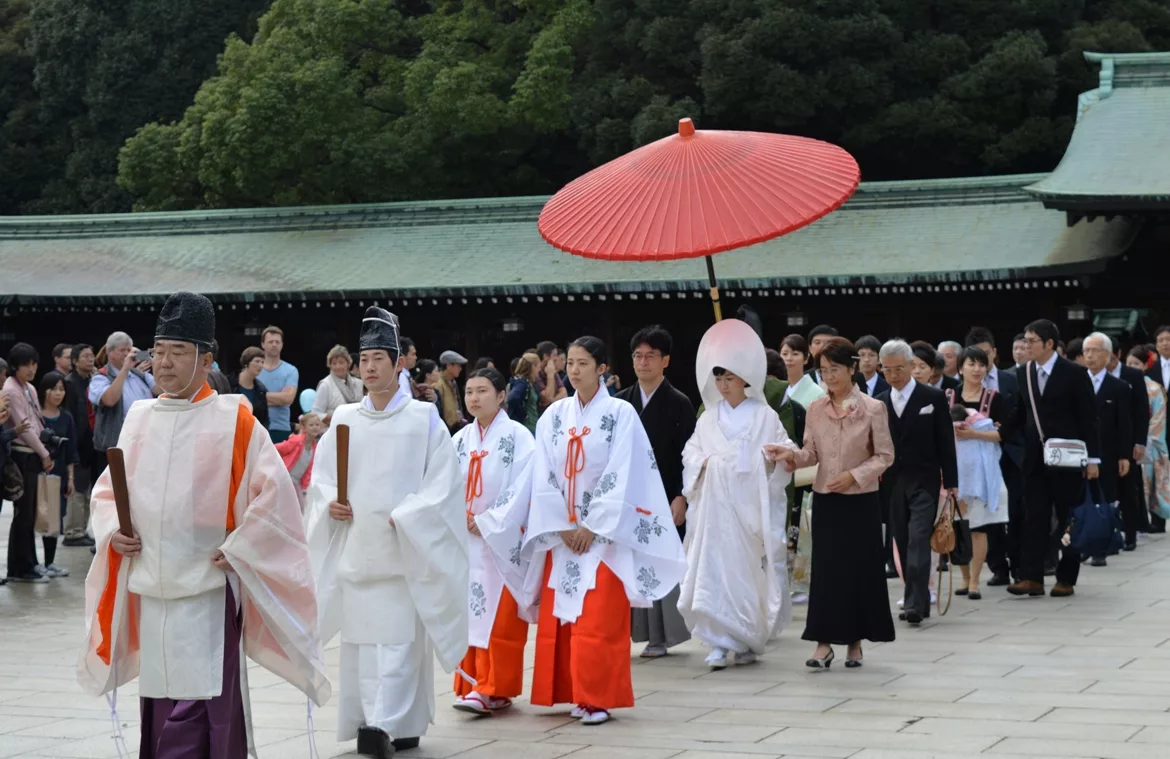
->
[678, 319, 795, 654]
[306, 388, 467, 742]
[523, 382, 686, 622]
[452, 410, 538, 646]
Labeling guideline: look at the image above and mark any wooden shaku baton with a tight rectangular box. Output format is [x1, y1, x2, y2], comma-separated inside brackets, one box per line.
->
[106, 448, 134, 538]
[336, 424, 350, 506]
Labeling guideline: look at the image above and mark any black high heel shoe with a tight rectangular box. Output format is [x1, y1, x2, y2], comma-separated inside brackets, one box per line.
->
[845, 646, 863, 668]
[806, 649, 834, 669]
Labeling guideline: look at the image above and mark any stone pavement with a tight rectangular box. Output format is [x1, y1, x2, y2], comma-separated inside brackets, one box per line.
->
[3, 503, 1170, 759]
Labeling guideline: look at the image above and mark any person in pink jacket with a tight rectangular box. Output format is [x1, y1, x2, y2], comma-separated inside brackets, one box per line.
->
[275, 412, 326, 510]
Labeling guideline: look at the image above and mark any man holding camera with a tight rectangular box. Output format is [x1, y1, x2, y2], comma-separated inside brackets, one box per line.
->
[88, 332, 161, 475]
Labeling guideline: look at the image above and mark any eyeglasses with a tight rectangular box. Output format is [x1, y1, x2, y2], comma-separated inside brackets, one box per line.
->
[882, 364, 908, 373]
[1024, 337, 1044, 345]
[632, 352, 662, 363]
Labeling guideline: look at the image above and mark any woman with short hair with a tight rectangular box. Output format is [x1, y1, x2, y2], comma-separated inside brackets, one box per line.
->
[767, 337, 896, 668]
[232, 346, 270, 429]
[313, 345, 363, 423]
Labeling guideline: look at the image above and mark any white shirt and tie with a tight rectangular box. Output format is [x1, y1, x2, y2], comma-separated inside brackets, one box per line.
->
[984, 366, 999, 391]
[865, 374, 879, 396]
[1089, 368, 1107, 395]
[1035, 352, 1059, 395]
[891, 378, 917, 418]
[1162, 357, 1170, 391]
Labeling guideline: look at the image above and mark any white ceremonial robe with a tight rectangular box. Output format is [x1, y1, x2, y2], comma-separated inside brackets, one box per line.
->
[78, 387, 331, 757]
[679, 397, 795, 654]
[452, 410, 538, 647]
[306, 388, 467, 741]
[522, 383, 686, 623]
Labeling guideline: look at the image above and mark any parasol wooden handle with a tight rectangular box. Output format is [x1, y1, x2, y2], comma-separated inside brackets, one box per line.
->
[106, 448, 134, 538]
[336, 424, 350, 506]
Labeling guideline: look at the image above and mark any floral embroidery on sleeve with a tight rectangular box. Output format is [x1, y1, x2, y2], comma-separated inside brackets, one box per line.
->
[492, 488, 514, 510]
[560, 560, 581, 595]
[455, 438, 467, 461]
[634, 515, 666, 544]
[600, 413, 616, 443]
[469, 582, 487, 616]
[498, 434, 515, 467]
[648, 449, 659, 471]
[550, 413, 564, 447]
[637, 566, 661, 598]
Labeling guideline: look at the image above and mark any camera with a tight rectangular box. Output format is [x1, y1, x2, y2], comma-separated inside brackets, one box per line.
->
[40, 428, 67, 450]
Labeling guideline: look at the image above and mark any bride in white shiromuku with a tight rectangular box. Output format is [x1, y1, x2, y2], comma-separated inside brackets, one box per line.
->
[679, 319, 797, 669]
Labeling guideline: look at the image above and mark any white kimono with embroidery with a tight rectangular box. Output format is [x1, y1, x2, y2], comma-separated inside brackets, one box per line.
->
[680, 397, 795, 653]
[452, 410, 537, 647]
[522, 383, 686, 623]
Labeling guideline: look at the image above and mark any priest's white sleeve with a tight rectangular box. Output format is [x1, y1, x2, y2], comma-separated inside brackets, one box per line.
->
[389, 421, 469, 673]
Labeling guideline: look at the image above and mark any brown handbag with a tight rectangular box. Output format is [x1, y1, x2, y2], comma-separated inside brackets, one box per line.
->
[930, 495, 957, 554]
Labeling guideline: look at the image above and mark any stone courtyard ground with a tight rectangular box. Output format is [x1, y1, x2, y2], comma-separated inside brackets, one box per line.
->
[3, 505, 1170, 759]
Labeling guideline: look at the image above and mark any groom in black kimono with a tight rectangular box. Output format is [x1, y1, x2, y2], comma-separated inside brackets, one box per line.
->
[617, 325, 696, 658]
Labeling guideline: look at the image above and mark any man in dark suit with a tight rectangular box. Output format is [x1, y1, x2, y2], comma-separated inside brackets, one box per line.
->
[857, 335, 891, 397]
[1008, 319, 1101, 598]
[617, 325, 696, 658]
[1109, 338, 1150, 548]
[965, 327, 1021, 584]
[1083, 333, 1133, 566]
[876, 339, 959, 625]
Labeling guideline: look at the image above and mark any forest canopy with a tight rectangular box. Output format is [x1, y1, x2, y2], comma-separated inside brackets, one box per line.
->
[2, 0, 1168, 214]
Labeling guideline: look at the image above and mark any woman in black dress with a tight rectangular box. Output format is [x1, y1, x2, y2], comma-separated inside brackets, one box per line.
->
[767, 338, 896, 668]
[948, 346, 1013, 599]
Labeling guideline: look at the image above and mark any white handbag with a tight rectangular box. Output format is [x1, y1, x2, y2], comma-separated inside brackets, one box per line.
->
[1026, 362, 1089, 469]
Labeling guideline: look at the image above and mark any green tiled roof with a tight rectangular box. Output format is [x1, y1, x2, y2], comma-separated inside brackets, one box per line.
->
[0, 173, 1138, 304]
[1026, 52, 1170, 206]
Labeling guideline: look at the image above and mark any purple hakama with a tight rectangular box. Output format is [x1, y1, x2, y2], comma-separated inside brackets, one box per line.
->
[139, 584, 248, 759]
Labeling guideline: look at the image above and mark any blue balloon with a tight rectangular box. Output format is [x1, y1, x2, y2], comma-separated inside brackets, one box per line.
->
[299, 388, 317, 414]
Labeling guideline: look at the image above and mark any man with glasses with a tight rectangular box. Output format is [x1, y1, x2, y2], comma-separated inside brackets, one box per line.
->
[617, 325, 696, 658]
[1008, 319, 1100, 598]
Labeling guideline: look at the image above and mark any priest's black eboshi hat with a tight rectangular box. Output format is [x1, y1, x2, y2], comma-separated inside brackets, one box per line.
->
[359, 306, 400, 356]
[155, 291, 215, 349]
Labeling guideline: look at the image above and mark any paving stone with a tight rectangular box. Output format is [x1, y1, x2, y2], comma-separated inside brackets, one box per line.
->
[4, 506, 1170, 758]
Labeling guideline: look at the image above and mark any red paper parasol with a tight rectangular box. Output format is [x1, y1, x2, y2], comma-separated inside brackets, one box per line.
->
[539, 118, 860, 320]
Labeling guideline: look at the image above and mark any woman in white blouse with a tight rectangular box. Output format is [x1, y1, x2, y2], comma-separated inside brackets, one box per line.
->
[312, 344, 364, 424]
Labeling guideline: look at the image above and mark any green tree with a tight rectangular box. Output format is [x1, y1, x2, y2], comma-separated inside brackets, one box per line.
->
[117, 0, 1168, 210]
[22, 0, 271, 213]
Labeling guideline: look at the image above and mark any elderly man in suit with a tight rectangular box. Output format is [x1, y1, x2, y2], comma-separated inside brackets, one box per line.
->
[965, 327, 1022, 585]
[1082, 333, 1133, 567]
[1008, 319, 1101, 598]
[617, 325, 696, 658]
[877, 339, 958, 625]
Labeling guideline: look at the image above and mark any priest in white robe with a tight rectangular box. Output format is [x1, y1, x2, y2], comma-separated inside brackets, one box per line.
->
[679, 318, 796, 669]
[306, 307, 467, 759]
[78, 292, 331, 759]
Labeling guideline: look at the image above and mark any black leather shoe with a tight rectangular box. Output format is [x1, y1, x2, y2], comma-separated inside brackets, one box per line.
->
[357, 727, 393, 759]
[905, 610, 923, 625]
[1123, 542, 1137, 552]
[987, 573, 1010, 587]
[1090, 556, 1107, 567]
[898, 611, 907, 621]
[886, 566, 899, 579]
[392, 738, 420, 751]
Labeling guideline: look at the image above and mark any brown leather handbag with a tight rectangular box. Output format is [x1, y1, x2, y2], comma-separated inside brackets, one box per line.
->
[930, 495, 957, 554]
